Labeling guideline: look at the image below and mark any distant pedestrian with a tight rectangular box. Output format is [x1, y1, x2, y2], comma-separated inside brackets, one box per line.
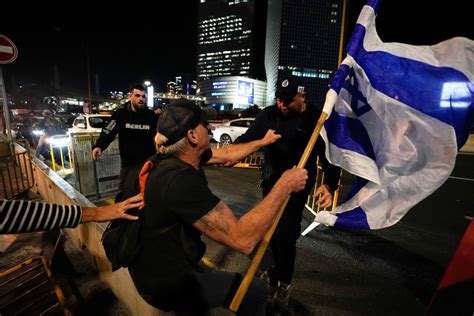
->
[35, 109, 64, 159]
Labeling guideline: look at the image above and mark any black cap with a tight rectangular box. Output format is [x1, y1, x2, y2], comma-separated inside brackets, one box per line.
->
[275, 75, 305, 103]
[157, 99, 217, 145]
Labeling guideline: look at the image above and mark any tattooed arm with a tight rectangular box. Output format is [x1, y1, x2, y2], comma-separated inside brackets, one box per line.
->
[193, 167, 308, 254]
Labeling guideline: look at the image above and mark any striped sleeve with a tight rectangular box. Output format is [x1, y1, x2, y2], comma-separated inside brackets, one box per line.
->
[0, 199, 83, 234]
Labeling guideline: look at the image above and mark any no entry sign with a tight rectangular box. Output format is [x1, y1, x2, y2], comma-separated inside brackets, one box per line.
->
[0, 35, 18, 64]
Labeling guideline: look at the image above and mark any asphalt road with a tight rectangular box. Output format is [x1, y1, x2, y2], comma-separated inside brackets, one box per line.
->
[202, 151, 474, 315]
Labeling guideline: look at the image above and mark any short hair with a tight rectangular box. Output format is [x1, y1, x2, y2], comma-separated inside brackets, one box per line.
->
[156, 133, 189, 156]
[129, 83, 145, 93]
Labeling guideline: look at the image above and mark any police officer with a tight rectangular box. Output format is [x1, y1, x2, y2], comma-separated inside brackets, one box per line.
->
[92, 83, 158, 200]
[235, 75, 340, 312]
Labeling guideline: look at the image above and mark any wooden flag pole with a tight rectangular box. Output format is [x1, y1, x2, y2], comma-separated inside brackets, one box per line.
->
[229, 111, 329, 312]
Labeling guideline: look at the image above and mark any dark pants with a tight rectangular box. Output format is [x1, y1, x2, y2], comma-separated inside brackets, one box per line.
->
[115, 163, 143, 202]
[263, 185, 312, 284]
[138, 267, 268, 315]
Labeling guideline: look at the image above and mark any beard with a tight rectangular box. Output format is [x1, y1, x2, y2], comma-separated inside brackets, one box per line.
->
[287, 102, 306, 114]
[131, 102, 145, 112]
[199, 148, 213, 165]
[280, 101, 306, 117]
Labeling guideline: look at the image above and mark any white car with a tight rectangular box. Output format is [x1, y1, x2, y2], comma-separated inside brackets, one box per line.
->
[212, 118, 255, 145]
[68, 114, 112, 134]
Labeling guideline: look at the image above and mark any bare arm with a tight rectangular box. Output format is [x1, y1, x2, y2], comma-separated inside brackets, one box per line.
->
[0, 195, 142, 234]
[208, 129, 281, 165]
[193, 168, 307, 254]
[81, 194, 142, 223]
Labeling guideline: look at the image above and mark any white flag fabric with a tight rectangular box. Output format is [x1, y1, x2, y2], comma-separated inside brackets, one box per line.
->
[315, 0, 474, 229]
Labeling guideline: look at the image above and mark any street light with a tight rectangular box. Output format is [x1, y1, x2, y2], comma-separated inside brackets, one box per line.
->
[143, 81, 154, 109]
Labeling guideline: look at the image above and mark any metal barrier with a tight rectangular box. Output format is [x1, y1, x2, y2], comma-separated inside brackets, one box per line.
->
[69, 133, 121, 200]
[0, 256, 72, 315]
[0, 140, 34, 199]
[48, 134, 74, 177]
[233, 152, 263, 169]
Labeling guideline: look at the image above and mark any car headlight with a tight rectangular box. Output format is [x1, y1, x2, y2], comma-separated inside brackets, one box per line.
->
[50, 136, 71, 147]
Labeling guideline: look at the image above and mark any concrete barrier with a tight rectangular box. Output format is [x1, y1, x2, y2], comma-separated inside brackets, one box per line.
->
[13, 143, 161, 315]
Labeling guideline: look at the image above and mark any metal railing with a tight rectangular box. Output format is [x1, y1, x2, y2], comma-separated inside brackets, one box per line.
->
[0, 256, 72, 315]
[69, 133, 121, 200]
[48, 135, 74, 177]
[0, 140, 34, 199]
[233, 152, 263, 169]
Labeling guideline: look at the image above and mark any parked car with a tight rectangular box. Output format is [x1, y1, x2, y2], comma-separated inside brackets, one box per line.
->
[67, 114, 111, 134]
[212, 118, 255, 146]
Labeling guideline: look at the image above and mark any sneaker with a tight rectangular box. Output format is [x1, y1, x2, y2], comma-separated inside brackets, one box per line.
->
[273, 281, 291, 312]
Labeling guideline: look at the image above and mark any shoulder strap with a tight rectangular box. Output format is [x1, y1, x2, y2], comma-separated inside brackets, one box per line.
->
[137, 155, 162, 210]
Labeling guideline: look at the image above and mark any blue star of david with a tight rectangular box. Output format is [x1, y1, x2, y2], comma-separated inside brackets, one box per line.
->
[343, 70, 372, 117]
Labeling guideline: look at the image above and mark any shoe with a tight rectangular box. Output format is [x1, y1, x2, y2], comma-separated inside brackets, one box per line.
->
[259, 268, 277, 300]
[273, 281, 291, 312]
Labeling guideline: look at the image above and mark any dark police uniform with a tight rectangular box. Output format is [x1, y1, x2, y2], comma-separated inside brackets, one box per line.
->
[235, 103, 340, 284]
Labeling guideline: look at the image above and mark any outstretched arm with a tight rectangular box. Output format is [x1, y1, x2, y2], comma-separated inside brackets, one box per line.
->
[81, 194, 142, 223]
[193, 167, 307, 254]
[0, 195, 142, 234]
[208, 129, 281, 165]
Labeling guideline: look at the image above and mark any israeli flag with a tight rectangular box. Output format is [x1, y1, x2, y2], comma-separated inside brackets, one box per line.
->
[311, 1, 474, 230]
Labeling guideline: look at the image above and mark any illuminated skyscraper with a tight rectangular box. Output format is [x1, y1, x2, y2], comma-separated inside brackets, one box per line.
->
[197, 0, 266, 82]
[265, 0, 347, 106]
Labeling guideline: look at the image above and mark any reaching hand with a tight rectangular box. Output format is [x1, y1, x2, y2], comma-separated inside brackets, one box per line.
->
[261, 129, 282, 146]
[92, 147, 102, 160]
[313, 184, 333, 209]
[114, 194, 143, 219]
[82, 194, 143, 223]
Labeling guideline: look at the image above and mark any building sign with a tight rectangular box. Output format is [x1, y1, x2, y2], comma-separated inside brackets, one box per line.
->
[212, 81, 227, 89]
[211, 92, 226, 96]
[238, 80, 254, 104]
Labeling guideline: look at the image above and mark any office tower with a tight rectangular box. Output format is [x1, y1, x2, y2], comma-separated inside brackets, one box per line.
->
[265, 0, 347, 106]
[197, 0, 266, 81]
[197, 0, 267, 110]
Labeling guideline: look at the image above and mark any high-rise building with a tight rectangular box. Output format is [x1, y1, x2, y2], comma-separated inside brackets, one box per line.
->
[197, 0, 266, 82]
[197, 0, 268, 110]
[265, 0, 347, 107]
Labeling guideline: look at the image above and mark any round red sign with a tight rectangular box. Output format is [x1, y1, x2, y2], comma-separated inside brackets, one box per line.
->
[0, 35, 18, 64]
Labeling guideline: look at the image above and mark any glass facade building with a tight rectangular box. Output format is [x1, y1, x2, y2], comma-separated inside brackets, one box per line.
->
[197, 0, 267, 109]
[265, 0, 346, 107]
[198, 76, 267, 110]
[197, 0, 255, 81]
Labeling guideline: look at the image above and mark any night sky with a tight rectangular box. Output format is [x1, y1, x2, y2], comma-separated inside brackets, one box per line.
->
[1, 0, 471, 96]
